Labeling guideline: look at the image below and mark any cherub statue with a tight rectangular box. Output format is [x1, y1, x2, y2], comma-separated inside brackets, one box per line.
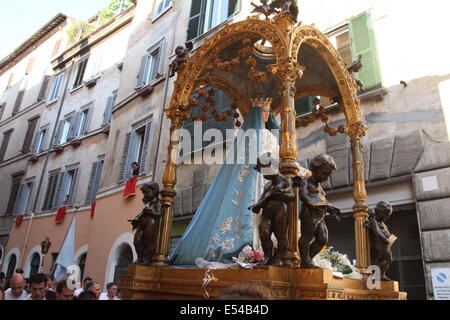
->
[298, 154, 341, 269]
[169, 42, 193, 78]
[249, 154, 295, 266]
[129, 182, 162, 265]
[251, 0, 276, 19]
[269, 0, 299, 22]
[364, 201, 397, 281]
[347, 54, 364, 91]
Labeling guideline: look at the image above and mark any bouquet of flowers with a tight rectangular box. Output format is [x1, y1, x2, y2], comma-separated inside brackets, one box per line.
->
[232, 245, 265, 269]
[313, 247, 363, 280]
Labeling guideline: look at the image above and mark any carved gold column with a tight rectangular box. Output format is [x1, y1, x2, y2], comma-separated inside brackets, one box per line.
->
[152, 112, 183, 266]
[270, 57, 305, 268]
[345, 122, 370, 270]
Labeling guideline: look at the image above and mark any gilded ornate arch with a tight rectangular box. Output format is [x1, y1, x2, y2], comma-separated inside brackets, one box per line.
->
[169, 17, 290, 116]
[291, 25, 362, 125]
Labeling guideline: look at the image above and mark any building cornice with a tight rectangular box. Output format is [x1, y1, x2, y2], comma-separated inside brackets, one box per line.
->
[0, 13, 68, 75]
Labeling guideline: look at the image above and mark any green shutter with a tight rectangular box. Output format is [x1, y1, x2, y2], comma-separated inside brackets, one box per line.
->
[295, 97, 314, 117]
[349, 12, 381, 90]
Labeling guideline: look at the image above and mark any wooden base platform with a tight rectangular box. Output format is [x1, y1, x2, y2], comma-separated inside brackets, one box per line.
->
[118, 265, 407, 300]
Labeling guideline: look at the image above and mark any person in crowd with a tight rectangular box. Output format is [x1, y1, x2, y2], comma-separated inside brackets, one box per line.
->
[4, 273, 28, 300]
[99, 282, 121, 300]
[87, 281, 102, 300]
[0, 272, 6, 291]
[116, 288, 123, 300]
[216, 285, 271, 300]
[28, 273, 47, 300]
[74, 276, 92, 297]
[77, 290, 97, 300]
[44, 274, 56, 300]
[56, 278, 75, 300]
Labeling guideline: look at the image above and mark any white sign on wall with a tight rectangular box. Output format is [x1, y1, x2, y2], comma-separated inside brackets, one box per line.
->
[431, 268, 450, 300]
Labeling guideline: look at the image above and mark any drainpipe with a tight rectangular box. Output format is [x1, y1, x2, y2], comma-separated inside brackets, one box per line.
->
[19, 61, 75, 269]
[152, 10, 181, 181]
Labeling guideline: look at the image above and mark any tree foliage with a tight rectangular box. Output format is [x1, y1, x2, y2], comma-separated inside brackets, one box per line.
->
[67, 20, 95, 46]
[98, 0, 133, 26]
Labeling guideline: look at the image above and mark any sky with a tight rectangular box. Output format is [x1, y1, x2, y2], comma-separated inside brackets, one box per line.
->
[0, 0, 113, 59]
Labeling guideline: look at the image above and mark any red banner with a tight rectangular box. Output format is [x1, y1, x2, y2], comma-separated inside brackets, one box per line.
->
[123, 177, 138, 198]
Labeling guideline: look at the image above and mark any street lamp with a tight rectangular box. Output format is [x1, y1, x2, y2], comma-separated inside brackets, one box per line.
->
[40, 237, 52, 273]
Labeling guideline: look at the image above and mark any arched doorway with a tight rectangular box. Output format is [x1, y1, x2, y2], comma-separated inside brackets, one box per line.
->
[29, 253, 41, 278]
[78, 253, 87, 282]
[6, 254, 17, 280]
[113, 244, 133, 282]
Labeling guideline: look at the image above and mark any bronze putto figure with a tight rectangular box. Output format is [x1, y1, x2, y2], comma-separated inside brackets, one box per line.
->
[169, 42, 193, 78]
[364, 201, 397, 281]
[129, 182, 162, 265]
[249, 154, 295, 266]
[298, 154, 341, 269]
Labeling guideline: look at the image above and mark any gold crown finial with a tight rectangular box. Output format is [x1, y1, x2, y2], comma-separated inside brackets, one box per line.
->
[251, 97, 272, 112]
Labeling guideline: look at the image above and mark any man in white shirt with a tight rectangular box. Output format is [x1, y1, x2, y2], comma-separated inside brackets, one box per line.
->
[99, 282, 121, 300]
[4, 273, 28, 300]
[74, 276, 92, 297]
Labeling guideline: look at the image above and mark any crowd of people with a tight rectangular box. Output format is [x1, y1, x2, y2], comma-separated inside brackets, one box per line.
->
[0, 269, 122, 301]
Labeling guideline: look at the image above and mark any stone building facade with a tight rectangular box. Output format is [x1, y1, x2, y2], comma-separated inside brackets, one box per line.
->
[1, 0, 449, 300]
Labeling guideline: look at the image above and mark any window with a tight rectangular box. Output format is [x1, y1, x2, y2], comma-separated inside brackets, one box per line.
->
[0, 130, 13, 162]
[328, 12, 381, 91]
[154, 0, 172, 19]
[55, 167, 80, 207]
[14, 180, 34, 216]
[136, 45, 163, 88]
[48, 72, 64, 103]
[42, 167, 80, 211]
[187, 0, 240, 41]
[22, 117, 39, 154]
[72, 57, 89, 89]
[102, 94, 117, 126]
[6, 174, 23, 215]
[295, 96, 316, 117]
[31, 127, 48, 154]
[119, 121, 153, 182]
[86, 159, 104, 204]
[54, 107, 92, 145]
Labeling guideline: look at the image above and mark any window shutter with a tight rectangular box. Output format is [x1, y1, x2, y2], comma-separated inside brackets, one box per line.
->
[0, 133, 11, 162]
[42, 174, 56, 211]
[68, 112, 81, 140]
[53, 120, 65, 145]
[54, 172, 67, 209]
[52, 39, 62, 57]
[136, 55, 148, 89]
[119, 133, 132, 182]
[349, 12, 381, 90]
[40, 129, 48, 153]
[13, 184, 25, 216]
[187, 0, 206, 41]
[157, 42, 165, 77]
[0, 103, 5, 121]
[139, 122, 153, 175]
[68, 168, 80, 206]
[30, 131, 40, 155]
[26, 58, 36, 75]
[6, 179, 21, 214]
[295, 97, 314, 117]
[102, 96, 114, 125]
[22, 118, 38, 154]
[25, 182, 35, 213]
[38, 76, 51, 101]
[86, 162, 99, 204]
[12, 91, 25, 115]
[82, 107, 93, 134]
